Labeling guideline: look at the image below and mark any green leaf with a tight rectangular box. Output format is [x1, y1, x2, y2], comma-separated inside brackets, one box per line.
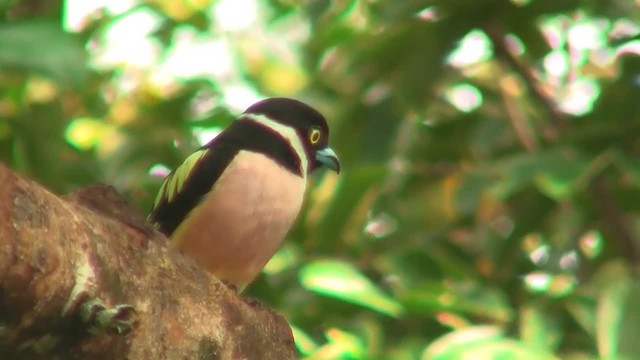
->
[324, 328, 365, 358]
[596, 279, 640, 359]
[489, 149, 589, 200]
[426, 325, 501, 358]
[534, 169, 580, 200]
[307, 327, 366, 360]
[443, 283, 513, 323]
[423, 326, 557, 360]
[0, 19, 87, 87]
[597, 279, 628, 359]
[519, 303, 561, 352]
[263, 244, 299, 275]
[589, 260, 632, 294]
[565, 296, 597, 337]
[400, 279, 512, 322]
[291, 324, 319, 356]
[299, 259, 404, 317]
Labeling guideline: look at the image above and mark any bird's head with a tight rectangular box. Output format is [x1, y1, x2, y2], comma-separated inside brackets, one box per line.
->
[243, 97, 341, 175]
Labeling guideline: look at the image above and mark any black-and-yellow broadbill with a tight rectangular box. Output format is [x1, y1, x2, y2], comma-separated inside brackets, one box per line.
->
[149, 98, 340, 292]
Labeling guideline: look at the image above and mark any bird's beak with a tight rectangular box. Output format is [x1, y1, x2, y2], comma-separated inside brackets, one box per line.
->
[315, 147, 341, 173]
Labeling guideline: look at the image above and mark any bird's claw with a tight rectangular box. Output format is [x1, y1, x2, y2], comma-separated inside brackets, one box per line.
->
[80, 298, 136, 335]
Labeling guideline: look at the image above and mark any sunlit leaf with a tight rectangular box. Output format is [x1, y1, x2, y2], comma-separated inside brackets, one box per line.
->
[65, 118, 107, 150]
[260, 61, 308, 95]
[534, 170, 578, 200]
[597, 279, 627, 358]
[596, 278, 640, 359]
[444, 83, 484, 113]
[291, 324, 319, 356]
[263, 244, 299, 275]
[423, 326, 557, 360]
[299, 259, 403, 317]
[578, 230, 603, 260]
[325, 328, 365, 357]
[435, 311, 471, 330]
[307, 327, 366, 360]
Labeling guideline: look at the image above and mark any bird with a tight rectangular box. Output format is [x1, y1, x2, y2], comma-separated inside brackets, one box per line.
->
[148, 97, 340, 292]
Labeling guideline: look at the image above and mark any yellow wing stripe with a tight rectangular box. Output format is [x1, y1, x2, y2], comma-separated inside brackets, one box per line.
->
[154, 149, 208, 208]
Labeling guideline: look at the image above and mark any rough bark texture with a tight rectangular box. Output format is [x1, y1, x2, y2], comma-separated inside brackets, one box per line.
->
[0, 164, 296, 359]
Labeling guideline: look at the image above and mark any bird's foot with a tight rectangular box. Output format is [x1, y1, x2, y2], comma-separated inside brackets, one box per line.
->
[80, 298, 136, 335]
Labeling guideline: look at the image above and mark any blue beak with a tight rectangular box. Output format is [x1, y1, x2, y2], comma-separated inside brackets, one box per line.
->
[315, 147, 340, 173]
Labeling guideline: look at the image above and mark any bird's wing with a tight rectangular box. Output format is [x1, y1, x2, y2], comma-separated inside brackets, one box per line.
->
[149, 141, 238, 236]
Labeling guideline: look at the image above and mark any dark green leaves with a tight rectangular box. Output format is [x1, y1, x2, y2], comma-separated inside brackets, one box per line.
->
[0, 19, 87, 87]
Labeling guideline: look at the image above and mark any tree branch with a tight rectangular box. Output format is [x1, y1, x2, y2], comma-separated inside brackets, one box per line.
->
[0, 164, 296, 359]
[484, 23, 571, 138]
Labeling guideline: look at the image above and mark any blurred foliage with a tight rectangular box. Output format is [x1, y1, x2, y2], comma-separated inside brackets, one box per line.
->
[2, 0, 640, 358]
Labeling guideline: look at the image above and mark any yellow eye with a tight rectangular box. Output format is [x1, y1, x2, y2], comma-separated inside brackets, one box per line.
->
[309, 128, 321, 144]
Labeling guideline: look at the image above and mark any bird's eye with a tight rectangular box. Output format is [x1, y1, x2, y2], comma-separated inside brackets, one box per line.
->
[309, 128, 321, 144]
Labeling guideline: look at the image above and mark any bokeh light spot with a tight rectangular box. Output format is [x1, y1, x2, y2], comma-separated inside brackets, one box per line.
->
[524, 272, 552, 293]
[161, 31, 233, 79]
[193, 127, 222, 147]
[559, 250, 579, 271]
[223, 84, 262, 113]
[93, 7, 162, 68]
[212, 0, 258, 31]
[149, 163, 171, 178]
[543, 50, 569, 78]
[445, 83, 483, 113]
[416, 6, 439, 21]
[447, 29, 492, 67]
[579, 230, 603, 259]
[65, 117, 105, 150]
[568, 21, 606, 51]
[559, 78, 600, 115]
[529, 244, 550, 266]
[364, 212, 398, 239]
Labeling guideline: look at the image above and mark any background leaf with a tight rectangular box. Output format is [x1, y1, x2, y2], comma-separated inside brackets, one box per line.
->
[299, 259, 403, 318]
[0, 19, 87, 87]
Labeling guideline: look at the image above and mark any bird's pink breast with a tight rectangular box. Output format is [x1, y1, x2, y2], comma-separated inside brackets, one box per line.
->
[171, 150, 306, 291]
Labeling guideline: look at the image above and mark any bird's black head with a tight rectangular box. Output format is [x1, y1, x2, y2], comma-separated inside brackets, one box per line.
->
[243, 97, 340, 174]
